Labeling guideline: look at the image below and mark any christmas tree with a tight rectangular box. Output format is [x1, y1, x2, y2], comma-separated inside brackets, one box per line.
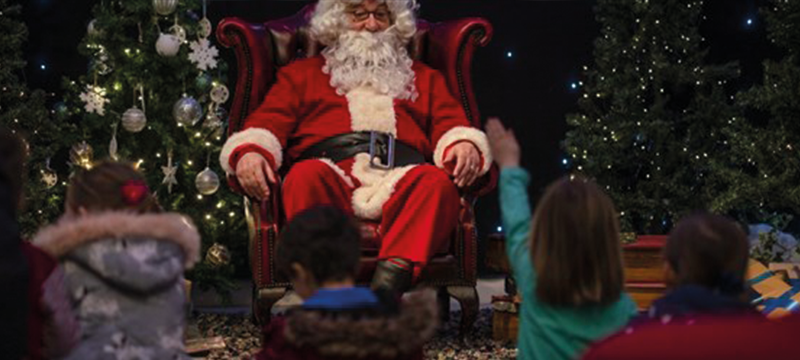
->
[60, 0, 244, 294]
[563, 0, 740, 234]
[0, 0, 78, 233]
[720, 0, 800, 227]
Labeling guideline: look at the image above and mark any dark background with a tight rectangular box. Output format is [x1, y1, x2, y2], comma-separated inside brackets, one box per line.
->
[22, 0, 774, 269]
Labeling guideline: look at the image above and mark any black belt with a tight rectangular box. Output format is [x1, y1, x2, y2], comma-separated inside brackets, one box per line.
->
[296, 131, 427, 169]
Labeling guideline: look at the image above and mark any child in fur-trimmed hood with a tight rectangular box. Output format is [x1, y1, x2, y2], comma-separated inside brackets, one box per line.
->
[255, 206, 438, 360]
[33, 161, 200, 360]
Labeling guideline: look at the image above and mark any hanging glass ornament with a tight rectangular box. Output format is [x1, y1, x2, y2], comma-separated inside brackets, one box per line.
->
[195, 166, 220, 195]
[173, 94, 203, 127]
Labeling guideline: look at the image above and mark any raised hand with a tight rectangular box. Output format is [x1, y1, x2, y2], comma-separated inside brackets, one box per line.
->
[485, 117, 520, 169]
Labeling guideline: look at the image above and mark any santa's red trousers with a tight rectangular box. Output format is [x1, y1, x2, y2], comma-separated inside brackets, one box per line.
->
[282, 159, 460, 278]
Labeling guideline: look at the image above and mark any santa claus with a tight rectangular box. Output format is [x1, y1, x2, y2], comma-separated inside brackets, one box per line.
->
[220, 0, 492, 296]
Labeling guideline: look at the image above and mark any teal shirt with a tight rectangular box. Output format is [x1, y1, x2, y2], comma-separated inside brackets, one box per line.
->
[500, 167, 637, 360]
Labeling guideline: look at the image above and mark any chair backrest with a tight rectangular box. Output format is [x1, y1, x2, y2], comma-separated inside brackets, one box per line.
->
[217, 4, 493, 135]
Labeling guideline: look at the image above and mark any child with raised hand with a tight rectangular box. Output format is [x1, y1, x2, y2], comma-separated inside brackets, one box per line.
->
[486, 118, 636, 360]
[33, 161, 200, 360]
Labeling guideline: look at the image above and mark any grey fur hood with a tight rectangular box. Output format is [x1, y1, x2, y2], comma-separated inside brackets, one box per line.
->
[32, 211, 200, 294]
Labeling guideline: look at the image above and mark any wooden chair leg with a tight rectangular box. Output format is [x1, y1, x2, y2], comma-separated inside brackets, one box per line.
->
[252, 287, 287, 325]
[447, 286, 479, 335]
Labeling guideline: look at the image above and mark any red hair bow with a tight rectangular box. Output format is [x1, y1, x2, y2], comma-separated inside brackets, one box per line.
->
[121, 179, 149, 206]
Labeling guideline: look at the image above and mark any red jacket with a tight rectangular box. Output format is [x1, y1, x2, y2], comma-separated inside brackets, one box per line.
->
[219, 56, 492, 218]
[22, 242, 77, 360]
[583, 314, 800, 360]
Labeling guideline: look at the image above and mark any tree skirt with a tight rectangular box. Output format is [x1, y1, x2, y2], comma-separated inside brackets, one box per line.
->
[194, 308, 517, 359]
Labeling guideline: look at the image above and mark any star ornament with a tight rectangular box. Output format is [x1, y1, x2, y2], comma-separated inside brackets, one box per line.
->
[162, 153, 179, 194]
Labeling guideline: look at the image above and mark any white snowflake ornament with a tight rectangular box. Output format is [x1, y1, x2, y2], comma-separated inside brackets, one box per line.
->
[79, 85, 110, 116]
[188, 38, 218, 71]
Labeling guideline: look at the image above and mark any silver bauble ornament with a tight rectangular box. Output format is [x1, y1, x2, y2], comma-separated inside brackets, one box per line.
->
[205, 243, 230, 268]
[122, 107, 147, 133]
[87, 19, 103, 37]
[41, 168, 58, 189]
[156, 33, 181, 57]
[173, 95, 203, 126]
[153, 0, 178, 16]
[195, 167, 220, 195]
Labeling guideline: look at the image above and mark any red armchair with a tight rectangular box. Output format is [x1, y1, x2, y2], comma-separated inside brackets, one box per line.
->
[217, 5, 495, 334]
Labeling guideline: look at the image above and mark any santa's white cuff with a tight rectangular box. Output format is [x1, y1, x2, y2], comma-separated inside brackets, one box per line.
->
[219, 128, 283, 174]
[433, 126, 493, 175]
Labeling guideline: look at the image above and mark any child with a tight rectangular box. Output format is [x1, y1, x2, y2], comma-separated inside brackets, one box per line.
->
[583, 214, 769, 360]
[33, 161, 200, 359]
[486, 118, 637, 360]
[646, 212, 754, 319]
[256, 206, 437, 360]
[0, 128, 77, 360]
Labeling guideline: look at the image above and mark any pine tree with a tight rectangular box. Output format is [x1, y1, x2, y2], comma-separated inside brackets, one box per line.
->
[563, 0, 740, 234]
[61, 0, 243, 294]
[0, 0, 78, 234]
[721, 0, 800, 226]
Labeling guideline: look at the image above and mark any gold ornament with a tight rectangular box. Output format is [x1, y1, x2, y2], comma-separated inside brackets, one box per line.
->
[70, 141, 94, 169]
[205, 243, 230, 267]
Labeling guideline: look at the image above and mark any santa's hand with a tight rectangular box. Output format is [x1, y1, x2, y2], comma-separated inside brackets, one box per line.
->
[236, 152, 277, 201]
[445, 142, 481, 188]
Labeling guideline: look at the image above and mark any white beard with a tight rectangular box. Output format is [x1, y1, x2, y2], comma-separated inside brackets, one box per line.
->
[322, 30, 418, 101]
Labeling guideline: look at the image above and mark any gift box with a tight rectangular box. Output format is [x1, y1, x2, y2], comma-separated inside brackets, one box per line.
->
[747, 259, 800, 318]
[492, 295, 520, 342]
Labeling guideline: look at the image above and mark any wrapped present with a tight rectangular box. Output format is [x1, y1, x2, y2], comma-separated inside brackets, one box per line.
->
[492, 295, 520, 342]
[747, 259, 800, 318]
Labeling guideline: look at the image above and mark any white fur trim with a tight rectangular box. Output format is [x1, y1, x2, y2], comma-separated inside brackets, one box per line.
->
[316, 158, 356, 188]
[32, 212, 201, 268]
[433, 126, 493, 175]
[219, 128, 283, 174]
[346, 87, 397, 136]
[350, 153, 416, 220]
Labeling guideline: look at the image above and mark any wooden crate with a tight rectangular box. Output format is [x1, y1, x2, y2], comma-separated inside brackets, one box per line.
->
[492, 295, 520, 342]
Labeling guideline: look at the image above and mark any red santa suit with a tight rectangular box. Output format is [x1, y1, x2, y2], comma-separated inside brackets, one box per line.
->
[220, 56, 492, 275]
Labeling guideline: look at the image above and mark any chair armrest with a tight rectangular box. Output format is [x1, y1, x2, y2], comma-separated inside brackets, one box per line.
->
[227, 174, 282, 226]
[459, 163, 499, 199]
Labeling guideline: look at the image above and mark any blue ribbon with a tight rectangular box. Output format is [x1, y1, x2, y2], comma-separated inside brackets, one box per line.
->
[761, 285, 800, 314]
[747, 271, 774, 286]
